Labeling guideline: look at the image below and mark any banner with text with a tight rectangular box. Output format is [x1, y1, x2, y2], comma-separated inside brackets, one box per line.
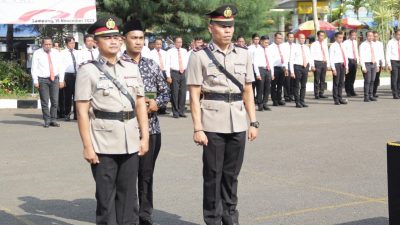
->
[0, 0, 96, 24]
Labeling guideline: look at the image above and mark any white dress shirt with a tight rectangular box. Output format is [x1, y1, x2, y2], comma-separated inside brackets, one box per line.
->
[329, 42, 349, 70]
[253, 46, 275, 77]
[269, 43, 286, 68]
[149, 48, 167, 71]
[62, 48, 80, 74]
[375, 40, 386, 67]
[342, 39, 359, 63]
[142, 45, 151, 58]
[359, 41, 380, 71]
[166, 47, 189, 77]
[80, 47, 99, 62]
[310, 40, 330, 67]
[386, 38, 400, 67]
[290, 43, 314, 73]
[248, 44, 260, 64]
[31, 48, 64, 84]
[281, 42, 295, 68]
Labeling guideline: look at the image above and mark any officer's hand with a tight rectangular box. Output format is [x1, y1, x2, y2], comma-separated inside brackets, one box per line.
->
[193, 130, 208, 146]
[362, 69, 367, 73]
[291, 73, 295, 78]
[256, 75, 262, 80]
[271, 75, 275, 81]
[147, 99, 159, 113]
[248, 127, 258, 141]
[346, 69, 349, 74]
[284, 70, 289, 77]
[327, 67, 331, 71]
[34, 83, 39, 89]
[332, 70, 337, 76]
[166, 77, 172, 85]
[311, 66, 316, 72]
[139, 138, 149, 156]
[59, 82, 65, 89]
[388, 66, 392, 72]
[83, 147, 99, 164]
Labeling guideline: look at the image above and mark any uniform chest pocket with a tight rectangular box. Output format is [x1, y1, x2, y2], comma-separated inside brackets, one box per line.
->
[200, 101, 220, 111]
[96, 80, 114, 93]
[206, 67, 224, 86]
[93, 119, 115, 131]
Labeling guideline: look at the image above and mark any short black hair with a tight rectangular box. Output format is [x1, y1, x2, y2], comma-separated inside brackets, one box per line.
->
[286, 32, 294, 37]
[236, 35, 244, 41]
[366, 30, 374, 36]
[317, 30, 326, 36]
[194, 37, 203, 41]
[274, 32, 282, 38]
[155, 37, 163, 42]
[372, 30, 378, 34]
[173, 36, 182, 42]
[252, 33, 259, 39]
[84, 34, 94, 42]
[260, 35, 269, 41]
[42, 36, 52, 43]
[64, 36, 75, 44]
[335, 31, 344, 38]
[349, 30, 357, 35]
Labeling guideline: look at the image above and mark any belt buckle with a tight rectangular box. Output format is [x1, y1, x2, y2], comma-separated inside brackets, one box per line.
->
[228, 92, 233, 103]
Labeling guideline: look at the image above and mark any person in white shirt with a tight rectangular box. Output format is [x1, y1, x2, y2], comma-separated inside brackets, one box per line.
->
[269, 32, 287, 106]
[281, 32, 296, 102]
[166, 36, 189, 118]
[248, 33, 260, 99]
[80, 34, 99, 62]
[235, 35, 246, 48]
[60, 36, 80, 121]
[329, 31, 349, 105]
[386, 30, 400, 99]
[31, 37, 65, 127]
[373, 31, 386, 98]
[343, 30, 359, 96]
[310, 30, 330, 99]
[141, 44, 151, 58]
[359, 31, 380, 102]
[253, 35, 275, 111]
[290, 33, 314, 108]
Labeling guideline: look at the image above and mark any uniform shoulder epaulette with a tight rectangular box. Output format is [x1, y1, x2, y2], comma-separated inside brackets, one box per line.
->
[193, 46, 205, 52]
[234, 44, 248, 50]
[79, 60, 95, 68]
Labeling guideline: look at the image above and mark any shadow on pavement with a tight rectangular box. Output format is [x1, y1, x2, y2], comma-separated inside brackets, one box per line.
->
[14, 113, 43, 120]
[18, 196, 199, 225]
[0, 120, 43, 126]
[334, 217, 389, 225]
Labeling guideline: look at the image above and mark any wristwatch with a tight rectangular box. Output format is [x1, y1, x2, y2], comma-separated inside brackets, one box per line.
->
[250, 121, 260, 128]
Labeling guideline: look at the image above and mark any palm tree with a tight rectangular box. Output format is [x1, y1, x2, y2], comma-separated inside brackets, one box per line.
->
[346, 0, 366, 19]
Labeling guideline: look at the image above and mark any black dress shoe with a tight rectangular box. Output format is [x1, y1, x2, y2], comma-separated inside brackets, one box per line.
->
[173, 115, 179, 118]
[284, 97, 291, 102]
[43, 123, 50, 128]
[278, 101, 286, 106]
[352, 93, 358, 96]
[257, 105, 264, 111]
[319, 95, 328, 99]
[300, 102, 309, 107]
[373, 94, 379, 98]
[295, 103, 303, 108]
[65, 116, 71, 121]
[339, 99, 348, 104]
[394, 95, 400, 99]
[369, 97, 377, 101]
[315, 96, 320, 99]
[49, 122, 60, 127]
[139, 219, 153, 225]
[334, 101, 340, 105]
[263, 105, 271, 111]
[273, 102, 279, 106]
[179, 114, 187, 118]
[364, 98, 370, 102]
[289, 96, 295, 101]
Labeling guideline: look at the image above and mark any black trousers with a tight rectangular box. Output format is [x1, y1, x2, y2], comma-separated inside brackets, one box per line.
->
[313, 61, 327, 96]
[363, 63, 377, 99]
[91, 153, 139, 225]
[64, 73, 76, 118]
[390, 60, 400, 97]
[158, 71, 168, 113]
[203, 132, 246, 225]
[255, 67, 272, 105]
[38, 77, 59, 123]
[284, 70, 295, 99]
[333, 63, 346, 102]
[373, 67, 381, 96]
[271, 66, 285, 103]
[138, 134, 161, 221]
[345, 59, 357, 95]
[293, 65, 309, 104]
[58, 86, 65, 118]
[171, 70, 187, 116]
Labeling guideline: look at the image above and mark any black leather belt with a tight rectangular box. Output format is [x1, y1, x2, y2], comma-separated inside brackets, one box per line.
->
[94, 109, 135, 121]
[203, 92, 242, 102]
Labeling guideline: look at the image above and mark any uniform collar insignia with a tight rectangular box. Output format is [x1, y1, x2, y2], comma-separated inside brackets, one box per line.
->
[208, 43, 215, 51]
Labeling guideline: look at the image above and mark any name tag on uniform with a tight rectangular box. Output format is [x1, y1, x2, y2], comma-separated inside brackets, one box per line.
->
[99, 76, 108, 80]
[208, 63, 216, 68]
[124, 76, 136, 79]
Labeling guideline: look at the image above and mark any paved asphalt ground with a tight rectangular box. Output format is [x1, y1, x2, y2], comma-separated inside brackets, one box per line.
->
[1, 86, 399, 225]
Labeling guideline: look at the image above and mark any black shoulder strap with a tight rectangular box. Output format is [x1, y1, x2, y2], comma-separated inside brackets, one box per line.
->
[91, 61, 136, 110]
[203, 47, 244, 93]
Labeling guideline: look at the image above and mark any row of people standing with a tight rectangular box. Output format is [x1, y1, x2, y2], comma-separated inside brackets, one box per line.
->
[246, 29, 400, 110]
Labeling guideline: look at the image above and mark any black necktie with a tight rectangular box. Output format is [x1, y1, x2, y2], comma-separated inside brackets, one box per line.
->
[70, 49, 77, 73]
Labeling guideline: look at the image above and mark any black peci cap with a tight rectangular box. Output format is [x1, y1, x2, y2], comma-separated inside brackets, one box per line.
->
[206, 4, 238, 27]
[87, 16, 121, 37]
[122, 20, 144, 35]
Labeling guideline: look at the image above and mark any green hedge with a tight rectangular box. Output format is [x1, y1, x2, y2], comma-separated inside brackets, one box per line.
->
[0, 59, 31, 96]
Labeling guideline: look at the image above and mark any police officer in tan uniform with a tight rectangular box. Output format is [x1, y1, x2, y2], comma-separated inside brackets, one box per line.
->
[75, 17, 149, 225]
[186, 5, 258, 225]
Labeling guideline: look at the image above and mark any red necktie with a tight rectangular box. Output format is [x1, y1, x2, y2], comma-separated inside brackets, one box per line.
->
[157, 49, 165, 71]
[301, 45, 308, 67]
[339, 43, 347, 67]
[351, 40, 357, 61]
[278, 45, 284, 64]
[370, 42, 375, 64]
[47, 51, 55, 81]
[320, 41, 326, 62]
[178, 48, 184, 73]
[263, 47, 270, 71]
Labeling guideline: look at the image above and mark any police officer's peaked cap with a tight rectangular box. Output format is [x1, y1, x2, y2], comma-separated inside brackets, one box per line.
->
[87, 16, 122, 37]
[122, 19, 144, 35]
[206, 4, 238, 27]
